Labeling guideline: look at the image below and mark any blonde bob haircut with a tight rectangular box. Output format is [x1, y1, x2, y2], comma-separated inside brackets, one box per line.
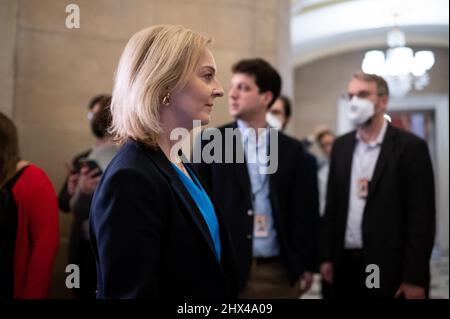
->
[110, 24, 211, 146]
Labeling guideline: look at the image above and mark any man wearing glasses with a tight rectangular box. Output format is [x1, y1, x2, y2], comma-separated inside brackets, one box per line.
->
[319, 72, 435, 299]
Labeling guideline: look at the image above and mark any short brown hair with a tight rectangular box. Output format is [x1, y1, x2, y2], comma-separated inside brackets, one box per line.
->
[232, 58, 281, 108]
[352, 71, 389, 97]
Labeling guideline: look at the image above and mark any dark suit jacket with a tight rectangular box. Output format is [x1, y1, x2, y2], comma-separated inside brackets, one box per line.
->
[89, 140, 238, 299]
[193, 122, 318, 291]
[320, 125, 436, 297]
[304, 151, 320, 272]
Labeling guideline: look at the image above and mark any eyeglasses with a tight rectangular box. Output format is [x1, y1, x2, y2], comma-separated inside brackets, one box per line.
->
[342, 90, 382, 101]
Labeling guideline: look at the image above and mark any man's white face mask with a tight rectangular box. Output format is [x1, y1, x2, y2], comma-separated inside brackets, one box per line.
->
[348, 96, 375, 126]
[266, 112, 283, 130]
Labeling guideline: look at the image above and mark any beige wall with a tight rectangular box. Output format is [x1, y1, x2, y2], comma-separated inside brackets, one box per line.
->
[0, 0, 18, 117]
[11, 0, 291, 195]
[292, 46, 449, 139]
[2, 0, 290, 297]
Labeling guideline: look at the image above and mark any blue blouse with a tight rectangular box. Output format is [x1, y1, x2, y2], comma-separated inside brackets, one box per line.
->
[171, 163, 221, 262]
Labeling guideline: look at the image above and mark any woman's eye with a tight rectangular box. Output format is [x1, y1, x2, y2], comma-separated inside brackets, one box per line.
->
[204, 73, 213, 80]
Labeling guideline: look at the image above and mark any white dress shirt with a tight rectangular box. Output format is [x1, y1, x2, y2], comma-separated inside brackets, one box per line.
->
[237, 120, 280, 257]
[344, 120, 388, 249]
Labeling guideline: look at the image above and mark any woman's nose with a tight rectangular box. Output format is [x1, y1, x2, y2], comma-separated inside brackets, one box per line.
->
[213, 84, 224, 97]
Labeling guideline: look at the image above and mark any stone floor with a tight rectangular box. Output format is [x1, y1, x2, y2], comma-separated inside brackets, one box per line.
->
[429, 253, 449, 299]
[302, 250, 449, 299]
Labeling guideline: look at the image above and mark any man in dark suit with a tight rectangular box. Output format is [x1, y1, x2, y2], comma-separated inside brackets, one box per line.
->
[320, 72, 435, 299]
[193, 58, 317, 298]
[268, 95, 320, 273]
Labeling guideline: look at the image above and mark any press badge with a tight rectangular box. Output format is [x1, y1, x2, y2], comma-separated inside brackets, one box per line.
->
[357, 178, 369, 199]
[254, 214, 269, 238]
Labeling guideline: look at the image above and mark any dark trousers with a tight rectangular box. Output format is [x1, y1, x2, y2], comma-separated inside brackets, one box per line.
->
[333, 249, 372, 299]
[332, 249, 430, 299]
[321, 280, 335, 299]
[72, 239, 97, 299]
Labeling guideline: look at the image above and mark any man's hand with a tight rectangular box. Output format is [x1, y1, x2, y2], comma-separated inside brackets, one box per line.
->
[299, 271, 314, 295]
[78, 166, 101, 195]
[67, 172, 80, 196]
[395, 283, 426, 299]
[320, 262, 333, 284]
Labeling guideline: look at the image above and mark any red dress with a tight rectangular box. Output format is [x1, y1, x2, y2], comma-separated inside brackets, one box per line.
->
[11, 164, 59, 298]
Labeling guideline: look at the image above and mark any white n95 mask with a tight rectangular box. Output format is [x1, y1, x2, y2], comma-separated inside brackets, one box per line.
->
[348, 97, 375, 126]
[266, 112, 283, 130]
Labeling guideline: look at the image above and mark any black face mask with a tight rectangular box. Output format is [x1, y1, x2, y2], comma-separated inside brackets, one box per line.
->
[90, 117, 107, 138]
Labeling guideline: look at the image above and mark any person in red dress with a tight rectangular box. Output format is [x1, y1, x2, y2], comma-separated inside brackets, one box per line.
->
[0, 112, 59, 299]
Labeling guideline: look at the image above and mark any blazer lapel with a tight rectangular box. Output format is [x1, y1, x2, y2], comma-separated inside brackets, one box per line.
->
[368, 125, 397, 198]
[185, 161, 238, 278]
[229, 122, 252, 205]
[342, 132, 358, 213]
[268, 129, 279, 216]
[169, 176, 219, 260]
[139, 143, 219, 263]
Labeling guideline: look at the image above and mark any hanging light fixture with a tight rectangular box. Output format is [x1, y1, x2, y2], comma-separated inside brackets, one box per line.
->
[361, 23, 435, 98]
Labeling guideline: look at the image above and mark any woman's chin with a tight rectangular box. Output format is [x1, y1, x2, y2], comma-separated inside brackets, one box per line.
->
[198, 115, 211, 126]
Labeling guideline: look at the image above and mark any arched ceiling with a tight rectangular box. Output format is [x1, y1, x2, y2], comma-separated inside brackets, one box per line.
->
[291, 0, 449, 67]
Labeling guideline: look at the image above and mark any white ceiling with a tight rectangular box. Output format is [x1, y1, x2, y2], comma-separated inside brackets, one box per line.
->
[291, 0, 449, 67]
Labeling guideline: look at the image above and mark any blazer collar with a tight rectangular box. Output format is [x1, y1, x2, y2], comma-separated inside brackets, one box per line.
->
[230, 122, 253, 205]
[342, 132, 359, 210]
[131, 140, 221, 266]
[367, 124, 398, 198]
[229, 121, 280, 207]
[346, 124, 398, 199]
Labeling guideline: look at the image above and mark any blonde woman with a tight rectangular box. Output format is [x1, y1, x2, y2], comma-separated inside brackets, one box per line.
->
[90, 25, 238, 299]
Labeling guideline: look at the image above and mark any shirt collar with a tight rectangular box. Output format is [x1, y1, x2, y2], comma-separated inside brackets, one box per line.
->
[236, 119, 269, 146]
[356, 119, 388, 147]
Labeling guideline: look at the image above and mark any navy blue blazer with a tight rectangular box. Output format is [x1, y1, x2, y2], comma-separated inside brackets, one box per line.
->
[89, 140, 238, 299]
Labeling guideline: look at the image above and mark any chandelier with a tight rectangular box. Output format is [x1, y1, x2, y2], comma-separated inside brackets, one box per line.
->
[361, 26, 435, 98]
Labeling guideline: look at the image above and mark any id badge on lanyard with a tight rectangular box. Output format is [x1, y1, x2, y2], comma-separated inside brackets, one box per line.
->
[357, 177, 369, 199]
[254, 214, 269, 238]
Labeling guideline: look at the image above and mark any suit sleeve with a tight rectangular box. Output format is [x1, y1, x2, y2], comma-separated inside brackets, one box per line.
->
[319, 140, 338, 264]
[91, 168, 167, 298]
[402, 139, 436, 287]
[289, 145, 317, 276]
[58, 177, 71, 213]
[306, 153, 320, 272]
